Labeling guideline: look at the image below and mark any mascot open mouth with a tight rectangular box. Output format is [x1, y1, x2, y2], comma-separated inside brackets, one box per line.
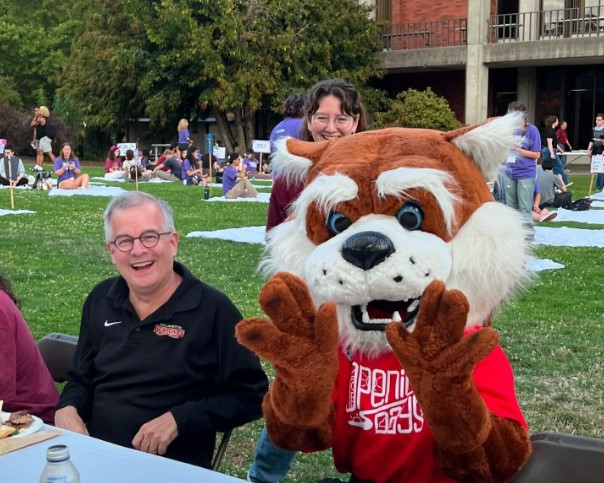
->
[351, 298, 420, 332]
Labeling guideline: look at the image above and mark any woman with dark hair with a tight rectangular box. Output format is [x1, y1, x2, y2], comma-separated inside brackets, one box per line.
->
[54, 142, 90, 189]
[542, 115, 567, 184]
[266, 78, 368, 232]
[252, 79, 367, 482]
[104, 145, 124, 180]
[182, 146, 208, 186]
[0, 272, 59, 423]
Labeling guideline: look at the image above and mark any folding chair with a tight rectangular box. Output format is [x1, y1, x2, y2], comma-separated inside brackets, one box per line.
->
[512, 432, 604, 483]
[36, 332, 79, 383]
[211, 429, 234, 471]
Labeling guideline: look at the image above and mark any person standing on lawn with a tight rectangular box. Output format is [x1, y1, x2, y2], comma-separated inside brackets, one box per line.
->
[249, 78, 367, 483]
[502, 101, 541, 227]
[30, 106, 56, 171]
[587, 113, 604, 191]
[54, 191, 267, 468]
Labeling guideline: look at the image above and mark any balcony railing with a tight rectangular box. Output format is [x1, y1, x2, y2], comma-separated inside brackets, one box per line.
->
[381, 18, 467, 50]
[381, 8, 604, 51]
[489, 7, 604, 43]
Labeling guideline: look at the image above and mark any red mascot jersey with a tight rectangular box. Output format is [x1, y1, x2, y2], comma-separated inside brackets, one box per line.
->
[330, 336, 527, 483]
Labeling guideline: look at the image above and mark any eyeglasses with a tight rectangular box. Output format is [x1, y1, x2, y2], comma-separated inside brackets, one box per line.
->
[311, 114, 354, 128]
[110, 230, 172, 252]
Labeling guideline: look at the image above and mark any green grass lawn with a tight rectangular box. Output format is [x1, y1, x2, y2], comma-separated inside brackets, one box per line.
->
[1, 164, 603, 482]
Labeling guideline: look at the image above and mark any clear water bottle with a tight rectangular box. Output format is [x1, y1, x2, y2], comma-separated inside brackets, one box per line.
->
[39, 444, 80, 483]
[204, 185, 210, 200]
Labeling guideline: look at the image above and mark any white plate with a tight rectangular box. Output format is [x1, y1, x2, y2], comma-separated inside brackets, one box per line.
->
[0, 411, 43, 439]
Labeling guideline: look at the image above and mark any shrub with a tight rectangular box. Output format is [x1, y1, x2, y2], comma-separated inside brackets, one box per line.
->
[374, 87, 463, 131]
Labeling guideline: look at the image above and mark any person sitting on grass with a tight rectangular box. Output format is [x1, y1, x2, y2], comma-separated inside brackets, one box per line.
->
[54, 142, 90, 190]
[182, 146, 209, 186]
[123, 149, 152, 182]
[222, 152, 258, 199]
[104, 145, 124, 180]
[243, 150, 272, 180]
[152, 144, 183, 182]
[0, 145, 28, 187]
[537, 158, 572, 210]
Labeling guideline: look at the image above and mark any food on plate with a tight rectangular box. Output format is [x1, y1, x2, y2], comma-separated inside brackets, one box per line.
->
[6, 410, 34, 429]
[0, 424, 18, 439]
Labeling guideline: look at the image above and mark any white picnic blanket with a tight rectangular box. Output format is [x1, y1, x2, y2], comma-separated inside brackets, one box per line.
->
[526, 258, 565, 271]
[186, 226, 267, 245]
[48, 186, 126, 197]
[91, 177, 173, 184]
[535, 226, 604, 247]
[203, 192, 271, 203]
[0, 209, 35, 216]
[186, 225, 565, 271]
[552, 207, 604, 224]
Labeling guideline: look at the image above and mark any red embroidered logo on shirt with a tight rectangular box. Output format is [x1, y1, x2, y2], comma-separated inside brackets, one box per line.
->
[153, 323, 185, 339]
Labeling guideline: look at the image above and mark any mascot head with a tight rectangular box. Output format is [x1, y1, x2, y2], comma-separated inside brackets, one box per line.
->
[264, 115, 532, 356]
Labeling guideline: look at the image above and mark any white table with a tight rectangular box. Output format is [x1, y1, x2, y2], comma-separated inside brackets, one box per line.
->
[559, 150, 589, 165]
[2, 426, 243, 482]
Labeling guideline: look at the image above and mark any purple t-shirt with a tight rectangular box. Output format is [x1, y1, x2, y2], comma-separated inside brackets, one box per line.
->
[222, 165, 238, 195]
[178, 128, 190, 144]
[504, 123, 541, 180]
[269, 117, 303, 152]
[182, 159, 196, 185]
[54, 157, 81, 184]
[243, 157, 259, 172]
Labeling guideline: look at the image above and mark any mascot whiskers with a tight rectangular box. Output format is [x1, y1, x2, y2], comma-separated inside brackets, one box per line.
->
[237, 114, 532, 482]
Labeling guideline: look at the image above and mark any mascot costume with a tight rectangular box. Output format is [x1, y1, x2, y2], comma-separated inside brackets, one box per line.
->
[237, 114, 532, 482]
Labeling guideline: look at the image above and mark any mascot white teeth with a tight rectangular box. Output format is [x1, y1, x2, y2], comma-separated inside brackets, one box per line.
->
[237, 114, 533, 482]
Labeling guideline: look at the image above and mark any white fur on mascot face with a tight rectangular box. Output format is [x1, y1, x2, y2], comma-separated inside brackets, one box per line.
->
[263, 115, 532, 357]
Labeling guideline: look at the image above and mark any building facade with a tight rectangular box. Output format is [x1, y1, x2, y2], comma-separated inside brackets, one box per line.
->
[376, 0, 604, 148]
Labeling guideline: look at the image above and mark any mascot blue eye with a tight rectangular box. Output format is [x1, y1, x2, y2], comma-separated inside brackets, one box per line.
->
[327, 211, 352, 235]
[396, 203, 423, 231]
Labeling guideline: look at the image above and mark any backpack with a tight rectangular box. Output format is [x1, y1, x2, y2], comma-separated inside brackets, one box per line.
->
[569, 198, 592, 211]
[45, 119, 57, 139]
[32, 170, 52, 191]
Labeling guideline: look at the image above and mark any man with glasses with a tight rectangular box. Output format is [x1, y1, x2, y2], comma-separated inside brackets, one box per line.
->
[55, 191, 268, 468]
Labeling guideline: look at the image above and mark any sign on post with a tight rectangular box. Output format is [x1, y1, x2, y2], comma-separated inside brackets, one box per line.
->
[590, 154, 604, 174]
[252, 140, 271, 154]
[213, 147, 226, 161]
[117, 143, 137, 157]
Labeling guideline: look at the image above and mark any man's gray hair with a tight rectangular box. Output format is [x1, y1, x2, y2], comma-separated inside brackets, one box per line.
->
[103, 191, 175, 241]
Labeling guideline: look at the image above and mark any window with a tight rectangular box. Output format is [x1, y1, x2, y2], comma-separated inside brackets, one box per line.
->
[376, 0, 391, 23]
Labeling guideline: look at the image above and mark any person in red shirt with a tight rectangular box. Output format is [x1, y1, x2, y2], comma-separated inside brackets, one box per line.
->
[555, 120, 572, 152]
[0, 273, 59, 424]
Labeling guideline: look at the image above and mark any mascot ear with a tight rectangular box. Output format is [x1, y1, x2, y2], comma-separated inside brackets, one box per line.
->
[445, 113, 522, 181]
[271, 137, 330, 185]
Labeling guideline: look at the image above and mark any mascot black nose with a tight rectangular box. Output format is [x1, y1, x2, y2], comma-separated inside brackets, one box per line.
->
[341, 231, 395, 271]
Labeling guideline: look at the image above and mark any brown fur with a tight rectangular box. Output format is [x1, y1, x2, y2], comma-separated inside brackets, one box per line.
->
[237, 124, 531, 481]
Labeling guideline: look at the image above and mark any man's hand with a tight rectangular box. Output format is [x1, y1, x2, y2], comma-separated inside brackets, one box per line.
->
[54, 406, 89, 435]
[131, 411, 178, 456]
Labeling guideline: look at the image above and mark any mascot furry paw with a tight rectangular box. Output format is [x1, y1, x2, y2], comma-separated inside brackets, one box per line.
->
[237, 115, 532, 482]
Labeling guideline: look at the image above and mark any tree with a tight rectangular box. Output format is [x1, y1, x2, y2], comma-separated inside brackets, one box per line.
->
[59, 0, 384, 151]
[374, 87, 463, 131]
[0, 0, 85, 109]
